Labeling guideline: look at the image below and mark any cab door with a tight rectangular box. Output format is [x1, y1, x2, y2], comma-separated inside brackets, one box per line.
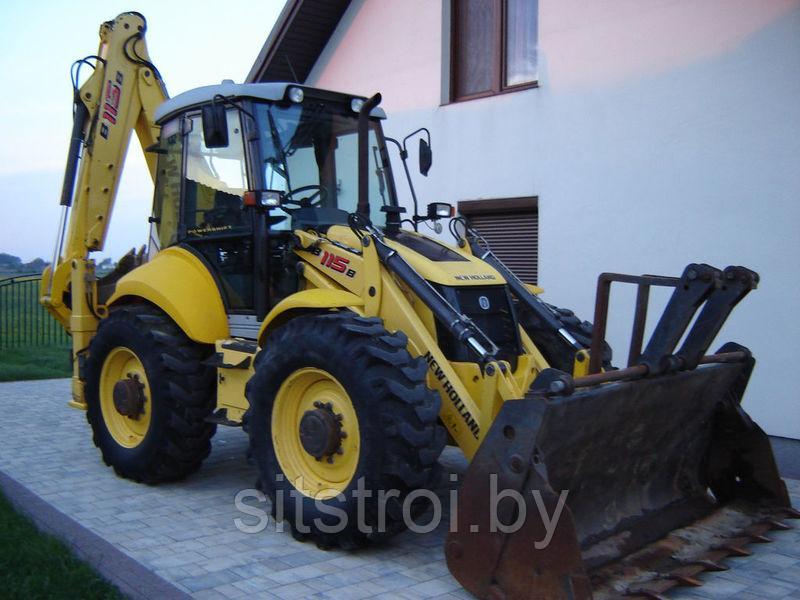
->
[179, 109, 256, 313]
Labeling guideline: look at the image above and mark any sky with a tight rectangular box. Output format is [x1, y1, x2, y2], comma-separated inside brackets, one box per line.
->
[0, 0, 287, 262]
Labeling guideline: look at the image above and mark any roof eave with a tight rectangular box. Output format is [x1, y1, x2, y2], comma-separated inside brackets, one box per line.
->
[246, 0, 302, 83]
[247, 0, 352, 84]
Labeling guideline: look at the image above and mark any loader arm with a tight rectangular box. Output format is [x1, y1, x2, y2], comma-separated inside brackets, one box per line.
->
[40, 12, 168, 407]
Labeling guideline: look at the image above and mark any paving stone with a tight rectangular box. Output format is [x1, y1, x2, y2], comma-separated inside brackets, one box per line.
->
[301, 575, 337, 593]
[266, 581, 317, 599]
[1, 379, 798, 599]
[191, 590, 227, 600]
[773, 565, 800, 586]
[408, 575, 463, 597]
[262, 563, 330, 585]
[432, 593, 474, 600]
[198, 555, 250, 574]
[372, 571, 420, 590]
[755, 553, 800, 568]
[157, 551, 207, 569]
[211, 583, 247, 599]
[178, 569, 243, 593]
[230, 576, 276, 594]
[315, 579, 388, 599]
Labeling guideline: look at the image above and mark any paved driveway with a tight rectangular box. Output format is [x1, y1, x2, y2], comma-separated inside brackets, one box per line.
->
[0, 379, 798, 599]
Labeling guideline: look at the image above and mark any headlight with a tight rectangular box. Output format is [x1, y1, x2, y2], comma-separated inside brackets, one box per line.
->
[287, 86, 304, 103]
[427, 202, 455, 219]
[351, 98, 365, 113]
[260, 191, 282, 208]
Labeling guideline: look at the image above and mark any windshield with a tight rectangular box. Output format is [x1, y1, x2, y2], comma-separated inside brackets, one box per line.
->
[254, 100, 394, 230]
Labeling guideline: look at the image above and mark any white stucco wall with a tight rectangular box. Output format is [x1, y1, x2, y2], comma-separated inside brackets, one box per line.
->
[306, 0, 800, 439]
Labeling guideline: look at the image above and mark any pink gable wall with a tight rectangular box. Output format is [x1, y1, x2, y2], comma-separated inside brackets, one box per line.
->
[543, 0, 798, 89]
[308, 0, 798, 100]
[308, 0, 442, 111]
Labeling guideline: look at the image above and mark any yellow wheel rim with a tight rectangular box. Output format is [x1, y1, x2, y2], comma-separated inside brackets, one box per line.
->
[272, 368, 360, 500]
[99, 346, 152, 448]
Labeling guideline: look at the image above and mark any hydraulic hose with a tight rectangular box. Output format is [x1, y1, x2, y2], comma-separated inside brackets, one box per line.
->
[350, 214, 497, 363]
[60, 92, 89, 207]
[467, 239, 582, 350]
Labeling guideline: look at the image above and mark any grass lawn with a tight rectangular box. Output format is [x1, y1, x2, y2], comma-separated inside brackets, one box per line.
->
[0, 491, 124, 599]
[1, 274, 72, 381]
[0, 345, 71, 382]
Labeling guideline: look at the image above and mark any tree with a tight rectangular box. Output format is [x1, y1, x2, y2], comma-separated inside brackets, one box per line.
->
[0, 253, 22, 269]
[21, 258, 47, 272]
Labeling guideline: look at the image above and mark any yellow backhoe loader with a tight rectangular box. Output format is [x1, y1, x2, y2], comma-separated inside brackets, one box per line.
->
[42, 13, 796, 599]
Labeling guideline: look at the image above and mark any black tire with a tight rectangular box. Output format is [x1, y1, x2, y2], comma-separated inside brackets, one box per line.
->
[516, 301, 613, 372]
[85, 304, 216, 483]
[246, 312, 446, 549]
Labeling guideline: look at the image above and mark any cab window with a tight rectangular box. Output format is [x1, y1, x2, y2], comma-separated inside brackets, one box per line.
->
[181, 110, 251, 238]
[181, 109, 255, 311]
[151, 118, 182, 248]
[257, 102, 389, 231]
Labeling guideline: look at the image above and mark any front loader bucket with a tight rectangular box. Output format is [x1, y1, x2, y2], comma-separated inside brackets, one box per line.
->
[445, 353, 795, 599]
[445, 263, 796, 598]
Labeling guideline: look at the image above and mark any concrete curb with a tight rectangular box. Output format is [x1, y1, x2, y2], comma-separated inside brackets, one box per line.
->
[0, 469, 190, 600]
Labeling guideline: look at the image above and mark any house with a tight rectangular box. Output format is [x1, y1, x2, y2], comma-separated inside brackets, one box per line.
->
[248, 0, 800, 440]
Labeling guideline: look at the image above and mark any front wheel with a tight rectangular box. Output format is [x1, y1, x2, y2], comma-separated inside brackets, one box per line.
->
[246, 312, 445, 549]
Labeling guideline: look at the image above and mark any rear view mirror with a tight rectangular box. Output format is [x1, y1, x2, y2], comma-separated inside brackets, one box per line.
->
[419, 138, 432, 176]
[201, 104, 229, 148]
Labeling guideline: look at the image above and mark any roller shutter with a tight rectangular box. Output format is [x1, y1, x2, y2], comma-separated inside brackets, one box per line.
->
[458, 197, 538, 284]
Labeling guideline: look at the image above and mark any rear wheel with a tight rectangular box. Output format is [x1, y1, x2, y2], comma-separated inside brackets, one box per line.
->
[85, 304, 216, 483]
[246, 312, 445, 548]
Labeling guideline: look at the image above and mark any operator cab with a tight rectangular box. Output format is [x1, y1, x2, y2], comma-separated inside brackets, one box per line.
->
[149, 82, 396, 329]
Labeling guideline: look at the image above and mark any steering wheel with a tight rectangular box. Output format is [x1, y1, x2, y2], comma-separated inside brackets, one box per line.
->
[280, 185, 327, 210]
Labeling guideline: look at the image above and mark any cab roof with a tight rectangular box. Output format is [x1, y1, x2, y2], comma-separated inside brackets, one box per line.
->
[154, 81, 387, 124]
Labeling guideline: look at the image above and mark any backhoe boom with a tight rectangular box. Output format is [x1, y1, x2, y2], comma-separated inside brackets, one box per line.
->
[41, 12, 167, 407]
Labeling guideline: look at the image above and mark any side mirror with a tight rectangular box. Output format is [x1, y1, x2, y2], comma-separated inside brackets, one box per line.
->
[419, 138, 432, 176]
[201, 104, 229, 148]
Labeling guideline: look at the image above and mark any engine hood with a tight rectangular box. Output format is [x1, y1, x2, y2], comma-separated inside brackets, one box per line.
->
[325, 226, 505, 287]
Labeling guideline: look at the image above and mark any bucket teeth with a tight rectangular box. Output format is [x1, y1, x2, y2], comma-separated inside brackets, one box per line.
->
[669, 573, 703, 587]
[624, 589, 670, 600]
[674, 555, 729, 572]
[749, 533, 772, 544]
[718, 543, 752, 557]
[767, 519, 792, 531]
[691, 559, 728, 572]
[783, 507, 800, 519]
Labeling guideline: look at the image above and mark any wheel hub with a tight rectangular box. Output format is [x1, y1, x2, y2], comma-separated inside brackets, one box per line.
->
[112, 375, 146, 419]
[298, 401, 346, 463]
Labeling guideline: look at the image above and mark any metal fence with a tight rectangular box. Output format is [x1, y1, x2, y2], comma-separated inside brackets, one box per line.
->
[0, 274, 70, 349]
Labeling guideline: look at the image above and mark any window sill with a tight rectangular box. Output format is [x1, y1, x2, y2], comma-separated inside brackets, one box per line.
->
[443, 80, 539, 106]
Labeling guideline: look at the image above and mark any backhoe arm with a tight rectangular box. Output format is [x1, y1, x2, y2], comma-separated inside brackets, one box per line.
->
[41, 12, 168, 407]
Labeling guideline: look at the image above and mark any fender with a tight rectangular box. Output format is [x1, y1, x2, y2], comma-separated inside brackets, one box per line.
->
[107, 246, 228, 344]
[258, 288, 364, 345]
